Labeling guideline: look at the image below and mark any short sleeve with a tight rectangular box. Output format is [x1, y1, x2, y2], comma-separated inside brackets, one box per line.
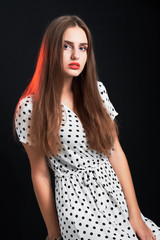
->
[15, 95, 33, 145]
[97, 81, 118, 120]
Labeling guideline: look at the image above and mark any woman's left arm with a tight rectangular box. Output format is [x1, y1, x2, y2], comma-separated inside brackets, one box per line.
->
[109, 133, 156, 240]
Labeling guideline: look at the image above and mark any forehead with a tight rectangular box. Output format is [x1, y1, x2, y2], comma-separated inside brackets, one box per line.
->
[63, 26, 88, 44]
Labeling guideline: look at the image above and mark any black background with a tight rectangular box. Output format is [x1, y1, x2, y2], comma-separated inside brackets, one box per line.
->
[1, 0, 159, 239]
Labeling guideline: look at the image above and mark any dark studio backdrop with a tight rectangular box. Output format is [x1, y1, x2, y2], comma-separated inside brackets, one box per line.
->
[1, 1, 159, 239]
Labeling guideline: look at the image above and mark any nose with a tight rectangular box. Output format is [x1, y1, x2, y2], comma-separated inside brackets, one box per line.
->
[71, 48, 80, 60]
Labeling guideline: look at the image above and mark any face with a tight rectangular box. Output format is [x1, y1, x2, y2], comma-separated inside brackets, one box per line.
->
[62, 26, 88, 80]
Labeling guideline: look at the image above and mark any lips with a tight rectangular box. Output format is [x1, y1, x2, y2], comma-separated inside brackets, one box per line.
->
[68, 62, 80, 69]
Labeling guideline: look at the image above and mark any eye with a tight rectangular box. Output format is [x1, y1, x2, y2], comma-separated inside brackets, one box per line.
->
[79, 46, 87, 51]
[64, 44, 72, 50]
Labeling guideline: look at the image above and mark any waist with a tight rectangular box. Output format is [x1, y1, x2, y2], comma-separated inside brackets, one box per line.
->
[54, 160, 107, 179]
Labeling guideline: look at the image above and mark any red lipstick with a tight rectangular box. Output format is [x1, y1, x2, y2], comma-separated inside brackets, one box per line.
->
[68, 62, 80, 69]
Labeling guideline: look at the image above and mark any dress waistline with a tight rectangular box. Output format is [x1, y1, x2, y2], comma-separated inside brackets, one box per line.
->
[54, 160, 114, 213]
[54, 160, 107, 180]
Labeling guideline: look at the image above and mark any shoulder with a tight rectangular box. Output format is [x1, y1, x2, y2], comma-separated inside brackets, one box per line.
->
[97, 80, 107, 95]
[97, 80, 105, 89]
[15, 94, 34, 145]
[97, 81, 118, 120]
[97, 80, 109, 99]
[15, 94, 34, 128]
[16, 94, 34, 116]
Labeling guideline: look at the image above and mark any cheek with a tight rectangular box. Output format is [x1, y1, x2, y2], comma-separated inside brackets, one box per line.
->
[81, 53, 87, 67]
[63, 51, 70, 64]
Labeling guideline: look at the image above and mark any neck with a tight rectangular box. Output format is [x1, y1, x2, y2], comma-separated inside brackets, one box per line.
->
[62, 76, 73, 94]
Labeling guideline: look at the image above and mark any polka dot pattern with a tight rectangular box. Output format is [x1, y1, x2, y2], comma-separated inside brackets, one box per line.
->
[97, 81, 118, 120]
[15, 95, 33, 145]
[15, 81, 160, 239]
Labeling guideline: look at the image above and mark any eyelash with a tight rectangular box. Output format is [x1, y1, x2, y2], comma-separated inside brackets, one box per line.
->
[64, 44, 87, 51]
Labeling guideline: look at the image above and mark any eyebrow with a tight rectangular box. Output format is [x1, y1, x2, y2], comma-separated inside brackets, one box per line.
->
[64, 40, 88, 46]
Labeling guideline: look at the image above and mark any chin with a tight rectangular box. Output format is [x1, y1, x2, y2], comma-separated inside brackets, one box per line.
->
[72, 73, 81, 77]
[66, 71, 81, 78]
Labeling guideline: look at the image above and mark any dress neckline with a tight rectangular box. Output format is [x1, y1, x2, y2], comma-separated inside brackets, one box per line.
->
[61, 103, 84, 128]
[61, 102, 78, 118]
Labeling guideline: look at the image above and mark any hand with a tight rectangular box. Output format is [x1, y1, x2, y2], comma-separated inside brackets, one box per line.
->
[130, 216, 156, 240]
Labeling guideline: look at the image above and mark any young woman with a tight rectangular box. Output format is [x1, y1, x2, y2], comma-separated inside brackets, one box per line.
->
[13, 15, 160, 240]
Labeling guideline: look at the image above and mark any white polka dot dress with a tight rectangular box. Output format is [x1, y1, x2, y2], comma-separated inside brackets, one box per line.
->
[15, 81, 160, 240]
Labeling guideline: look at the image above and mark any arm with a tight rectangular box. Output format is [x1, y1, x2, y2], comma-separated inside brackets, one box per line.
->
[109, 133, 155, 239]
[109, 134, 140, 219]
[22, 143, 61, 240]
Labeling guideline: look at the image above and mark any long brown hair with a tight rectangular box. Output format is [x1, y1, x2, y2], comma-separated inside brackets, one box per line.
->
[13, 15, 118, 158]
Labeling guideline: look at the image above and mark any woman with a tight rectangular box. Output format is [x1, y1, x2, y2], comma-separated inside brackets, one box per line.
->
[13, 15, 160, 240]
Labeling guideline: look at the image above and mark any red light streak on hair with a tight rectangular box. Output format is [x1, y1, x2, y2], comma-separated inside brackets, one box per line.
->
[21, 41, 46, 101]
